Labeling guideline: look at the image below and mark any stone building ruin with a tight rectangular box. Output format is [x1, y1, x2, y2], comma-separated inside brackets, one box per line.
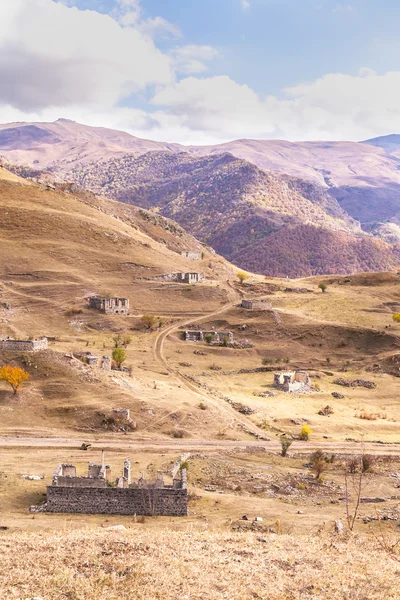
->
[46, 457, 187, 516]
[185, 330, 234, 344]
[178, 272, 204, 284]
[88, 296, 130, 315]
[0, 337, 48, 351]
[181, 251, 202, 260]
[241, 299, 272, 310]
[274, 371, 311, 393]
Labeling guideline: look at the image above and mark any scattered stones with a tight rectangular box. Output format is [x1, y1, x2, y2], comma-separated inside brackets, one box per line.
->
[360, 497, 388, 503]
[334, 378, 376, 389]
[318, 405, 334, 416]
[22, 475, 44, 480]
[256, 391, 276, 398]
[332, 392, 344, 399]
[104, 525, 127, 531]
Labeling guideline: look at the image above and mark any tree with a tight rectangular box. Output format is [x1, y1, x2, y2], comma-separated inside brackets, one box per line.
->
[310, 450, 328, 480]
[393, 313, 400, 323]
[0, 365, 30, 395]
[140, 314, 157, 330]
[112, 348, 126, 368]
[318, 282, 327, 293]
[112, 334, 123, 348]
[204, 333, 214, 344]
[237, 271, 248, 285]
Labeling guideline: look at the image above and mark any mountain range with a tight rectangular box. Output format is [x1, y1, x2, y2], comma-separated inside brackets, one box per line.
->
[2, 119, 400, 276]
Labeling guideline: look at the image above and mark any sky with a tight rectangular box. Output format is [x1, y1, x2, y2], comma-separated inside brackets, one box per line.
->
[1, 0, 400, 144]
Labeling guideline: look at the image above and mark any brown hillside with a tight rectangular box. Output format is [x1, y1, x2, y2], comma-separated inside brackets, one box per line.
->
[64, 151, 400, 277]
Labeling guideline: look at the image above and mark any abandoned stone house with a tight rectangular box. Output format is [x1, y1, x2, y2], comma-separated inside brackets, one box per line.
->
[181, 251, 202, 260]
[274, 371, 311, 393]
[185, 330, 234, 344]
[46, 458, 187, 516]
[75, 352, 111, 370]
[178, 272, 204, 284]
[241, 299, 272, 310]
[88, 296, 130, 315]
[0, 337, 48, 351]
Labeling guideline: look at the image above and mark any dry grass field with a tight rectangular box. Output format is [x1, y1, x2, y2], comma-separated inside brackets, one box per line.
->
[1, 168, 400, 598]
[2, 527, 400, 600]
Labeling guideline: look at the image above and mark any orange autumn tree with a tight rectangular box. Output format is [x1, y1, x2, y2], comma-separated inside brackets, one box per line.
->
[0, 365, 30, 395]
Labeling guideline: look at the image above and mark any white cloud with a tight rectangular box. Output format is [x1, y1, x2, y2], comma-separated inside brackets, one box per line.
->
[332, 3, 357, 13]
[0, 0, 173, 111]
[1, 0, 400, 146]
[141, 17, 181, 39]
[151, 69, 400, 143]
[241, 0, 251, 10]
[170, 45, 220, 74]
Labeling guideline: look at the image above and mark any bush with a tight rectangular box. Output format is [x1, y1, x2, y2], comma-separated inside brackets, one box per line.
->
[112, 347, 126, 368]
[171, 429, 185, 439]
[198, 402, 208, 410]
[65, 306, 83, 316]
[318, 282, 327, 293]
[280, 436, 293, 457]
[310, 450, 328, 480]
[300, 424, 312, 441]
[141, 314, 158, 330]
[362, 454, 374, 473]
[393, 313, 400, 323]
[204, 333, 214, 344]
[237, 271, 248, 285]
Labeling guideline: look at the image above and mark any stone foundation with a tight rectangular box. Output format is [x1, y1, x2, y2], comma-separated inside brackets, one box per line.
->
[0, 337, 48, 351]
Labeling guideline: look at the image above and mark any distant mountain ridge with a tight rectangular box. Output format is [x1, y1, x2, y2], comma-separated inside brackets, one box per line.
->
[1, 119, 400, 276]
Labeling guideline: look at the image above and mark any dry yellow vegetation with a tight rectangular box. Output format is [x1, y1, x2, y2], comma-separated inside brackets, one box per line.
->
[1, 168, 400, 598]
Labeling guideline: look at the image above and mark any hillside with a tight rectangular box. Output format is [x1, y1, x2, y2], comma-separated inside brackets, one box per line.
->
[64, 151, 400, 277]
[0, 165, 244, 440]
[3, 120, 400, 238]
[0, 119, 183, 173]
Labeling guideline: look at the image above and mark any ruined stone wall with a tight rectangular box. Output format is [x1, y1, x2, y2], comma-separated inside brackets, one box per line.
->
[0, 338, 48, 351]
[55, 476, 106, 488]
[46, 486, 187, 516]
[181, 251, 202, 260]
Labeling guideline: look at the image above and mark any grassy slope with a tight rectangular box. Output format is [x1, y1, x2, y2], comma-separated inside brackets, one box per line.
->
[65, 151, 400, 277]
[1, 527, 399, 599]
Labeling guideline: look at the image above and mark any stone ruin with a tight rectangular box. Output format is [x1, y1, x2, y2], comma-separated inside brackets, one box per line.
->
[178, 272, 204, 284]
[46, 457, 187, 516]
[152, 272, 204, 284]
[181, 251, 202, 260]
[185, 330, 234, 344]
[274, 371, 311, 393]
[74, 352, 111, 370]
[88, 296, 130, 315]
[0, 337, 48, 351]
[241, 299, 272, 310]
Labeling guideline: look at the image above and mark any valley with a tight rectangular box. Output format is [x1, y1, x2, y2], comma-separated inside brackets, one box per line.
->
[1, 162, 400, 598]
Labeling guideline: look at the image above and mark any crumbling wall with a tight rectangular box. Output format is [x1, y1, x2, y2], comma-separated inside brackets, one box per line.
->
[181, 251, 202, 260]
[185, 330, 233, 344]
[0, 338, 48, 351]
[88, 297, 129, 315]
[274, 371, 311, 393]
[46, 486, 188, 516]
[241, 299, 272, 310]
